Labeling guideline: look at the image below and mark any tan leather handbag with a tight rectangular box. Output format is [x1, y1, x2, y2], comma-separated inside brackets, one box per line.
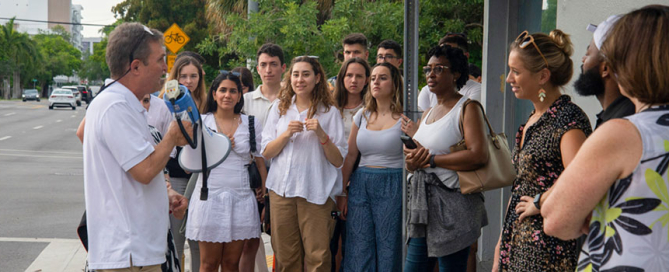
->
[450, 100, 515, 194]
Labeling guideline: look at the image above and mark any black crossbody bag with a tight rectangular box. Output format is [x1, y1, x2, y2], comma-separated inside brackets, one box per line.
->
[247, 115, 262, 189]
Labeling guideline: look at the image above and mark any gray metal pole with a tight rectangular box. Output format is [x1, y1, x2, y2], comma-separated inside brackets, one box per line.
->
[403, 0, 420, 269]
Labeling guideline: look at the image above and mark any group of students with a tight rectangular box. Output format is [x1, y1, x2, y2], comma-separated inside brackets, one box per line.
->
[82, 4, 669, 272]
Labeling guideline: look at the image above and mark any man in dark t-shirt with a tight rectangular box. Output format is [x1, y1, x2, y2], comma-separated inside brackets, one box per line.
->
[575, 15, 635, 128]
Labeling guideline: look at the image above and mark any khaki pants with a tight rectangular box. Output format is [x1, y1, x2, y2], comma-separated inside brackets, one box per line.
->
[98, 264, 161, 272]
[269, 191, 336, 272]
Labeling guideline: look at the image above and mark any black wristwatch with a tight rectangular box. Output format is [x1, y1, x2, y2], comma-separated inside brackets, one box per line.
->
[533, 193, 543, 210]
[429, 154, 436, 168]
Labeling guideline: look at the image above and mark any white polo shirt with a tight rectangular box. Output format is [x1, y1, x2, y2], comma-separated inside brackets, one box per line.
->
[261, 100, 347, 205]
[242, 85, 276, 127]
[83, 80, 168, 269]
[417, 79, 481, 111]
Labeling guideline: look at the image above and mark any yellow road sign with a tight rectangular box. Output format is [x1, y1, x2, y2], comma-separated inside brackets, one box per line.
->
[164, 23, 190, 54]
[167, 54, 176, 73]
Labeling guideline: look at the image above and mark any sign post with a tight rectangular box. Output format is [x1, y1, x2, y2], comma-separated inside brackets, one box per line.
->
[164, 23, 190, 54]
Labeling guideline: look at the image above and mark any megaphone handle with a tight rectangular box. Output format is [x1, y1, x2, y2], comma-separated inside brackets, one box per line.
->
[199, 126, 209, 201]
[175, 115, 198, 149]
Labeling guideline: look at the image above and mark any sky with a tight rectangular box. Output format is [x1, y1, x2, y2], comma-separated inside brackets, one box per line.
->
[74, 0, 124, 38]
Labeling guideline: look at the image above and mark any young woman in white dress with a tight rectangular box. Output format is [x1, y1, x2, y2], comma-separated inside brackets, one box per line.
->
[186, 71, 267, 272]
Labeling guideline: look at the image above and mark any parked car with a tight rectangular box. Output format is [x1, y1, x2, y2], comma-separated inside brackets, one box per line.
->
[49, 89, 76, 110]
[61, 86, 82, 106]
[22, 89, 40, 102]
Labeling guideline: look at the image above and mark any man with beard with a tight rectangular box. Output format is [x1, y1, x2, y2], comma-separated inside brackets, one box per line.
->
[574, 15, 635, 128]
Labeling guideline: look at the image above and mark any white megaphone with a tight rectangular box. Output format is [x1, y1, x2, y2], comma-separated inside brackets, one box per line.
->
[163, 80, 231, 200]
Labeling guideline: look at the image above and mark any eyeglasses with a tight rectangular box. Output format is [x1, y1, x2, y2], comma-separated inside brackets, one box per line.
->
[219, 70, 241, 77]
[377, 55, 399, 61]
[423, 65, 449, 75]
[515, 31, 549, 68]
[128, 25, 155, 65]
[445, 32, 467, 39]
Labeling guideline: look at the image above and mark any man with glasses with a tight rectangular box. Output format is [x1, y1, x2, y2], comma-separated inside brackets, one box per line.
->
[376, 39, 403, 69]
[83, 22, 190, 272]
[417, 33, 482, 112]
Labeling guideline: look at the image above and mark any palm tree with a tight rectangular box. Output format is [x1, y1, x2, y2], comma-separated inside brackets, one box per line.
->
[0, 18, 40, 99]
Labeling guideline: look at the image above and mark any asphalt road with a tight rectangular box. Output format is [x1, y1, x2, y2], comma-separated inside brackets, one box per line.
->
[0, 99, 86, 271]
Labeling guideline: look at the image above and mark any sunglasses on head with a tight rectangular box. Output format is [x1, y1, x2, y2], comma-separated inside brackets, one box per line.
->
[445, 32, 467, 39]
[219, 70, 241, 77]
[515, 31, 549, 69]
[128, 25, 155, 65]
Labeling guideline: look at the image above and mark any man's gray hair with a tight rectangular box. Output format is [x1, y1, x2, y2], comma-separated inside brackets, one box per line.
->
[106, 22, 164, 78]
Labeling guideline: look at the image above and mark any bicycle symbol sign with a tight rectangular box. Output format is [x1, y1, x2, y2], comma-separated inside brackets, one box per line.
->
[163, 23, 190, 54]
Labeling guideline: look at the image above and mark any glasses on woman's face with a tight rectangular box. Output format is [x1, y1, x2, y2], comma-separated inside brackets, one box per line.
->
[423, 65, 449, 76]
[515, 31, 549, 68]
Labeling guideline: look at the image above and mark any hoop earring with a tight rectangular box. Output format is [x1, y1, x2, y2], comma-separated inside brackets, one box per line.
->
[538, 88, 546, 102]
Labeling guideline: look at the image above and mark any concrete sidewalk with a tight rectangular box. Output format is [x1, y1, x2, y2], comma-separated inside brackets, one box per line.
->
[17, 233, 273, 272]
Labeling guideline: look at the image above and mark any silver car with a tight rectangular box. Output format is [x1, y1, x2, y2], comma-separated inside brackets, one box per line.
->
[22, 89, 40, 102]
[49, 89, 77, 110]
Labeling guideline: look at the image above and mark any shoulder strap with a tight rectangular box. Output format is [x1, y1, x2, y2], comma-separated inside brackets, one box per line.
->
[248, 115, 256, 153]
[458, 99, 497, 138]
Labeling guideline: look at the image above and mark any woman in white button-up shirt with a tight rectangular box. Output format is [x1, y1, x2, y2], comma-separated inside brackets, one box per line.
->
[262, 56, 347, 271]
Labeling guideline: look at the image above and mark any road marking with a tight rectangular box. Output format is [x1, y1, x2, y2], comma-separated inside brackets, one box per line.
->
[30, 105, 44, 109]
[0, 153, 82, 159]
[71, 115, 76, 118]
[3, 112, 15, 116]
[0, 148, 81, 155]
[56, 119, 62, 123]
[0, 136, 10, 141]
[33, 125, 43, 130]
[0, 238, 87, 272]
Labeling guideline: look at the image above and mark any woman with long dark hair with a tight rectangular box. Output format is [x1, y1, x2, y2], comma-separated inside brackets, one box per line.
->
[186, 72, 267, 272]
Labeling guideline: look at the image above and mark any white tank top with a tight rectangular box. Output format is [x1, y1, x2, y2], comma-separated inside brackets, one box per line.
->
[412, 96, 467, 188]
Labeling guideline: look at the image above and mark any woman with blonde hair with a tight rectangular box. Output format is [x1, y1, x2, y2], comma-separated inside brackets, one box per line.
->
[262, 56, 347, 271]
[341, 62, 404, 271]
[542, 5, 669, 271]
[493, 29, 591, 271]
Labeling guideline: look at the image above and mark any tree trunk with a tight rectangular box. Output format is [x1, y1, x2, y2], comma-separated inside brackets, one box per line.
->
[12, 70, 21, 99]
[2, 77, 9, 100]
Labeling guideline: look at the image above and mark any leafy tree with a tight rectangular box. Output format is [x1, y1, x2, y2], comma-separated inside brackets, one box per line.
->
[32, 31, 82, 96]
[78, 39, 110, 85]
[200, 0, 483, 85]
[112, 0, 212, 60]
[0, 18, 41, 99]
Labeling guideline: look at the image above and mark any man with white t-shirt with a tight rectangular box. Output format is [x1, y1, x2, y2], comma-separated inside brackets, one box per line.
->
[417, 34, 482, 111]
[83, 22, 190, 271]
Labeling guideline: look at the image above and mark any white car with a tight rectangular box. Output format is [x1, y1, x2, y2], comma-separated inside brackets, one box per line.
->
[61, 85, 82, 106]
[49, 89, 77, 110]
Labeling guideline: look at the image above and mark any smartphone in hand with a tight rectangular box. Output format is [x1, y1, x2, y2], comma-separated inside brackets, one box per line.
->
[400, 135, 418, 149]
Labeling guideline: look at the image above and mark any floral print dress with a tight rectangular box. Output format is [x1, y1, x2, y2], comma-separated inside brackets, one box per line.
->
[578, 105, 669, 272]
[499, 95, 592, 271]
